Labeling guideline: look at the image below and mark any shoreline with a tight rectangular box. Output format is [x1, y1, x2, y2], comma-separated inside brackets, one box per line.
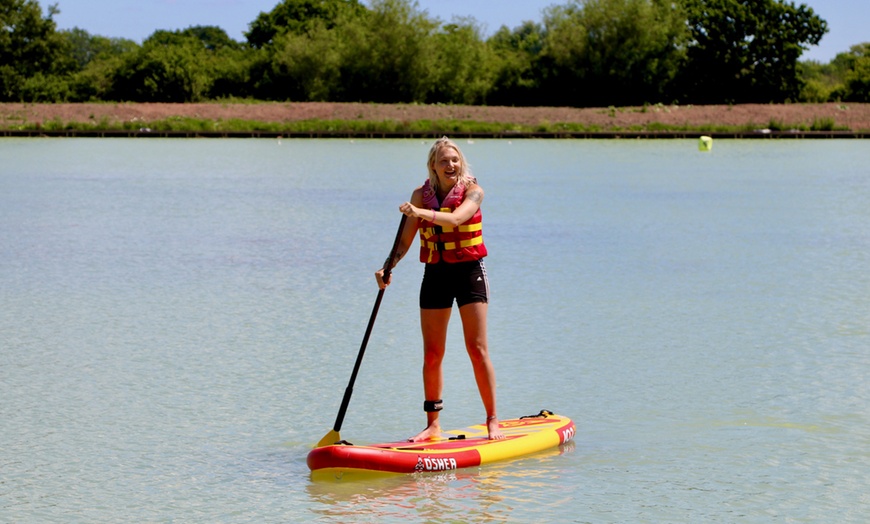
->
[2, 102, 870, 138]
[2, 129, 867, 139]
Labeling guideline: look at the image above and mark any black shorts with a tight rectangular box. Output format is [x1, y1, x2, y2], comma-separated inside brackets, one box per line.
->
[420, 259, 490, 309]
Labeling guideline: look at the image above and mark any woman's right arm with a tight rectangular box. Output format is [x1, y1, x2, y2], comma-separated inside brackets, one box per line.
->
[376, 187, 423, 289]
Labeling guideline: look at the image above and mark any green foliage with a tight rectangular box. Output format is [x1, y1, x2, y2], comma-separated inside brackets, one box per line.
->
[338, 0, 438, 103]
[246, 0, 366, 48]
[799, 60, 844, 102]
[800, 43, 870, 102]
[254, 0, 442, 103]
[18, 71, 71, 101]
[487, 22, 546, 105]
[110, 37, 209, 101]
[844, 57, 870, 102]
[0, 0, 68, 100]
[55, 28, 138, 101]
[177, 25, 242, 51]
[838, 44, 870, 102]
[537, 0, 690, 106]
[4, 0, 870, 107]
[109, 26, 253, 102]
[810, 117, 836, 131]
[207, 46, 256, 99]
[22, 112, 853, 135]
[680, 0, 828, 103]
[60, 28, 138, 69]
[263, 22, 346, 100]
[427, 19, 498, 104]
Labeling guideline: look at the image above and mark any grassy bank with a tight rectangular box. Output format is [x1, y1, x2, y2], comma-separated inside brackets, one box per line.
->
[5, 115, 851, 135]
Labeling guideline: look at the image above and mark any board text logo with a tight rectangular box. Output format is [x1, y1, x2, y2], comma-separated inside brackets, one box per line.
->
[415, 456, 458, 472]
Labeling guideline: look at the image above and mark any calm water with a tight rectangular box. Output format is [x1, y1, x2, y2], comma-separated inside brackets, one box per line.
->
[1, 138, 868, 523]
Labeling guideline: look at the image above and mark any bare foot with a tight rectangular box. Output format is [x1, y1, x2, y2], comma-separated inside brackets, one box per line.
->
[487, 417, 505, 440]
[409, 423, 442, 442]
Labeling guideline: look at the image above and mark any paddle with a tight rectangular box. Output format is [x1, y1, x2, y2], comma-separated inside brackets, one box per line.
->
[315, 214, 408, 448]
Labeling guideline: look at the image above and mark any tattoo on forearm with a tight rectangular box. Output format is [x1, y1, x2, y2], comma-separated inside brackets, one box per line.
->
[385, 249, 406, 269]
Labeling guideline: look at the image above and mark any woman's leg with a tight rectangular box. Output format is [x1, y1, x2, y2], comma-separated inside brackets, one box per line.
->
[458, 302, 505, 440]
[409, 307, 451, 442]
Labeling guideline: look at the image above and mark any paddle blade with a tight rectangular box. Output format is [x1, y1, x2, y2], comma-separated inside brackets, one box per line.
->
[316, 429, 341, 448]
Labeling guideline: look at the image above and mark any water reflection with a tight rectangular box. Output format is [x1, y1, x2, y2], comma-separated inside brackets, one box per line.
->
[306, 442, 575, 522]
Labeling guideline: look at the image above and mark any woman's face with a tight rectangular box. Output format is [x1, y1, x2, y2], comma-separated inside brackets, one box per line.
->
[432, 146, 461, 188]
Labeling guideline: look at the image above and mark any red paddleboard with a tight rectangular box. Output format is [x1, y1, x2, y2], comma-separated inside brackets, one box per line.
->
[308, 410, 575, 481]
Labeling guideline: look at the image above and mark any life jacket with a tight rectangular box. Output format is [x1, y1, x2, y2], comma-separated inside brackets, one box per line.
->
[418, 179, 487, 264]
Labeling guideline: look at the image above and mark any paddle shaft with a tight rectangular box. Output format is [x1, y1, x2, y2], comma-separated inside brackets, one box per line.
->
[331, 214, 408, 434]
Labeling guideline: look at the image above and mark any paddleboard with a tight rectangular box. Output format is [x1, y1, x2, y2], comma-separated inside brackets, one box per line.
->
[308, 410, 575, 481]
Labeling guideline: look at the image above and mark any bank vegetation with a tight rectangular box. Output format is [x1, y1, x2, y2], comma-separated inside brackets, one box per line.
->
[3, 0, 869, 109]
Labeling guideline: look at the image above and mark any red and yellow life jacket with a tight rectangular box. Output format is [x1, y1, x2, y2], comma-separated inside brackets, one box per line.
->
[418, 179, 487, 264]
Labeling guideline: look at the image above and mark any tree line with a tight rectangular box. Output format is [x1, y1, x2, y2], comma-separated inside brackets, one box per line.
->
[2, 0, 869, 106]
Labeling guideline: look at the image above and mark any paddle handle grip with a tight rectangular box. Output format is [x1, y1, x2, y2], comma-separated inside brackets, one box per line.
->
[381, 214, 408, 283]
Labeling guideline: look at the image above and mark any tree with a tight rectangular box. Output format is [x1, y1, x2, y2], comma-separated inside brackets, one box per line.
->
[60, 28, 137, 69]
[0, 0, 68, 100]
[428, 18, 498, 104]
[487, 21, 546, 106]
[252, 0, 501, 104]
[58, 28, 138, 101]
[537, 0, 689, 106]
[679, 0, 828, 103]
[798, 59, 840, 102]
[177, 25, 242, 51]
[341, 0, 439, 103]
[107, 26, 256, 102]
[259, 21, 346, 101]
[246, 0, 366, 48]
[110, 29, 216, 102]
[844, 57, 870, 102]
[839, 43, 870, 102]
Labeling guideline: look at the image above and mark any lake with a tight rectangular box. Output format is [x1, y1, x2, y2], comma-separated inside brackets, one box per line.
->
[1, 137, 868, 522]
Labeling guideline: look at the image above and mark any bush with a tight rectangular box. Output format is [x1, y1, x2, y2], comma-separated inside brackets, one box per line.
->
[844, 56, 870, 102]
[19, 73, 72, 102]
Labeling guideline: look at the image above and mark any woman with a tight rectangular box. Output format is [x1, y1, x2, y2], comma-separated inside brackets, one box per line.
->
[376, 137, 505, 442]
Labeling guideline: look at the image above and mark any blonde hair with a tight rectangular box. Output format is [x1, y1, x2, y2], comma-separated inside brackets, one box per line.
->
[427, 136, 474, 193]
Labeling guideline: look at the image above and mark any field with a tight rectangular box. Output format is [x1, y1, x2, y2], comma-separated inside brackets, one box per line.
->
[3, 102, 870, 135]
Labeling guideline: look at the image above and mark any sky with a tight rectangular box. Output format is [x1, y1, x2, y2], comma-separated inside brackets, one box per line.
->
[49, 0, 868, 63]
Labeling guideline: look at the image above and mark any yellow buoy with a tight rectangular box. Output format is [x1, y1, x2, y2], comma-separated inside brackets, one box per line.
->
[699, 135, 713, 151]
